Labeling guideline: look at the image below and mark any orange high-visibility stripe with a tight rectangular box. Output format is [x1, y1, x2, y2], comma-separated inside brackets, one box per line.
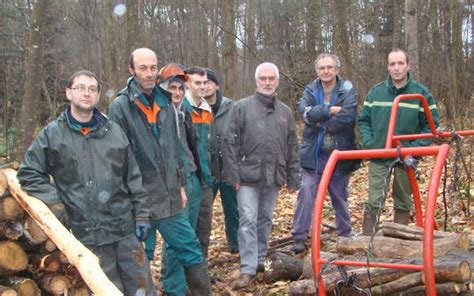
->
[135, 99, 160, 123]
[191, 109, 213, 124]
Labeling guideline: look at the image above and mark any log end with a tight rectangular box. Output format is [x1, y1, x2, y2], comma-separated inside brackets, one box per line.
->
[0, 241, 28, 274]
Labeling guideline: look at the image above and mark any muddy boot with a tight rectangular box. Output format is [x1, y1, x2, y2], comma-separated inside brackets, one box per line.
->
[393, 210, 410, 225]
[184, 261, 212, 296]
[362, 211, 378, 235]
[293, 239, 306, 254]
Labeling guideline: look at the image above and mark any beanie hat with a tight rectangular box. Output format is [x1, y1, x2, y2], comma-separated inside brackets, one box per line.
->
[205, 68, 220, 85]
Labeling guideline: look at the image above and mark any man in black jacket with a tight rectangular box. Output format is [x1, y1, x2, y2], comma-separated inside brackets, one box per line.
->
[224, 62, 300, 289]
[18, 70, 156, 296]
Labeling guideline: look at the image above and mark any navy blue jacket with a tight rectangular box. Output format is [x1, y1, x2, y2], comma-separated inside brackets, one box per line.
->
[298, 76, 358, 171]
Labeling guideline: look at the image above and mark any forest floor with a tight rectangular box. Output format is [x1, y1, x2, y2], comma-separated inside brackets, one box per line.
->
[150, 137, 474, 295]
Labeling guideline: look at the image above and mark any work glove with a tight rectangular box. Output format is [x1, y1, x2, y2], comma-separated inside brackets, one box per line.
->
[49, 202, 69, 227]
[135, 219, 151, 241]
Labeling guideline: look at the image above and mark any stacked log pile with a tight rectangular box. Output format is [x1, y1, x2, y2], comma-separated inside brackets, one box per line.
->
[261, 222, 473, 295]
[0, 170, 89, 295]
[0, 169, 124, 296]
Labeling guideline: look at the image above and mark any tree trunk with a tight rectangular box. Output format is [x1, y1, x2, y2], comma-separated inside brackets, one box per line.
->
[0, 241, 28, 276]
[336, 233, 469, 258]
[330, 0, 352, 78]
[405, 0, 419, 79]
[2, 277, 40, 296]
[262, 252, 304, 283]
[401, 281, 468, 295]
[126, 0, 139, 54]
[222, 0, 237, 99]
[14, 0, 48, 161]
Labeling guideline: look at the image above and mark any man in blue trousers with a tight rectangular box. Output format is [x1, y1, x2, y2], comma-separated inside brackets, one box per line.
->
[291, 53, 358, 254]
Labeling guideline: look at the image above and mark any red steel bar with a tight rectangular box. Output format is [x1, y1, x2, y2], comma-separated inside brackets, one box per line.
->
[311, 145, 449, 296]
[385, 94, 474, 148]
[316, 259, 424, 271]
[406, 167, 423, 227]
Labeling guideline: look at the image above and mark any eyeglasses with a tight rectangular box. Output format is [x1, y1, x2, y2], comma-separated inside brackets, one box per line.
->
[71, 84, 99, 94]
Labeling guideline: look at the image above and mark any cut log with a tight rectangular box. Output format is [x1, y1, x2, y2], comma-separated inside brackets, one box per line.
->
[68, 286, 89, 296]
[37, 272, 71, 295]
[0, 285, 17, 296]
[401, 281, 467, 295]
[263, 252, 304, 283]
[369, 272, 422, 295]
[380, 221, 465, 240]
[0, 221, 23, 241]
[2, 276, 40, 296]
[337, 234, 469, 258]
[23, 216, 48, 245]
[0, 170, 7, 198]
[4, 169, 123, 296]
[0, 197, 25, 221]
[288, 279, 316, 296]
[34, 251, 65, 273]
[0, 241, 28, 275]
[44, 239, 57, 252]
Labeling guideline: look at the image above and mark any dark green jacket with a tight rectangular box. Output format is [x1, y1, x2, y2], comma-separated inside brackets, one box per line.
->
[223, 92, 300, 189]
[18, 111, 149, 246]
[358, 73, 439, 162]
[209, 95, 233, 181]
[108, 78, 185, 220]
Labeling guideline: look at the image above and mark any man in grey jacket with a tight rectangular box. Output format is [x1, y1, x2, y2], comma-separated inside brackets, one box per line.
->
[223, 62, 300, 289]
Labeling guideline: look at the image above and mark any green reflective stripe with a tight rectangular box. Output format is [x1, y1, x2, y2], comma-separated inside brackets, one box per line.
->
[399, 102, 421, 110]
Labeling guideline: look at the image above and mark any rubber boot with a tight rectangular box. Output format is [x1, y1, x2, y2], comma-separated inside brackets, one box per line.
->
[184, 261, 212, 296]
[393, 210, 410, 225]
[362, 211, 378, 236]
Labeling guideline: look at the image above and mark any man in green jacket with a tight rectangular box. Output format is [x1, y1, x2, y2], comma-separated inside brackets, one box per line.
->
[358, 48, 439, 235]
[18, 70, 156, 296]
[108, 48, 211, 295]
[204, 68, 239, 254]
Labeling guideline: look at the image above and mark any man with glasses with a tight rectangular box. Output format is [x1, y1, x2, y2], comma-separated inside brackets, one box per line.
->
[223, 62, 300, 289]
[18, 70, 156, 295]
[291, 53, 358, 254]
[108, 48, 212, 295]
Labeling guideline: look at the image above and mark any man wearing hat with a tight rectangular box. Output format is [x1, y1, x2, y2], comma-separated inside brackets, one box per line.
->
[204, 68, 239, 254]
[157, 63, 205, 295]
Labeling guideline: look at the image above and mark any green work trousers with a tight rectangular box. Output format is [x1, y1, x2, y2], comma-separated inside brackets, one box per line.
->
[364, 161, 413, 214]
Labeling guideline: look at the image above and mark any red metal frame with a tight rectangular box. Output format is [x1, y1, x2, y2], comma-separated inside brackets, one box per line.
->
[310, 94, 474, 295]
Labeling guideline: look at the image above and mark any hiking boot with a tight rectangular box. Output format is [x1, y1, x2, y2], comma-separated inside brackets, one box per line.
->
[230, 247, 239, 254]
[293, 239, 306, 254]
[233, 273, 255, 289]
[257, 263, 265, 273]
[394, 210, 410, 225]
[362, 211, 377, 236]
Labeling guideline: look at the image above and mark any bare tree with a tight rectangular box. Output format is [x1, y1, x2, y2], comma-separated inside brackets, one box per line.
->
[405, 0, 419, 79]
[15, 0, 49, 160]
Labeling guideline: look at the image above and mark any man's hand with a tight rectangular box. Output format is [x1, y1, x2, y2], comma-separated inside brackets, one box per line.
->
[135, 219, 151, 241]
[49, 202, 69, 226]
[180, 187, 187, 208]
[329, 106, 342, 114]
[234, 183, 240, 191]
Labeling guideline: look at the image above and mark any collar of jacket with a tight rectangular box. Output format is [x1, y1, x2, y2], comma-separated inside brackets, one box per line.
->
[126, 77, 170, 108]
[184, 90, 213, 113]
[215, 96, 233, 118]
[386, 72, 413, 93]
[255, 91, 276, 109]
[62, 108, 108, 135]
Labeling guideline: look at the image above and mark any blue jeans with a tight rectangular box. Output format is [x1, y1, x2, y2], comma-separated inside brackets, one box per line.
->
[292, 167, 352, 239]
[237, 185, 280, 275]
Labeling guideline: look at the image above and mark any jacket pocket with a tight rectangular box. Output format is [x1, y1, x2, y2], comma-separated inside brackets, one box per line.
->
[238, 159, 262, 183]
[275, 157, 287, 186]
